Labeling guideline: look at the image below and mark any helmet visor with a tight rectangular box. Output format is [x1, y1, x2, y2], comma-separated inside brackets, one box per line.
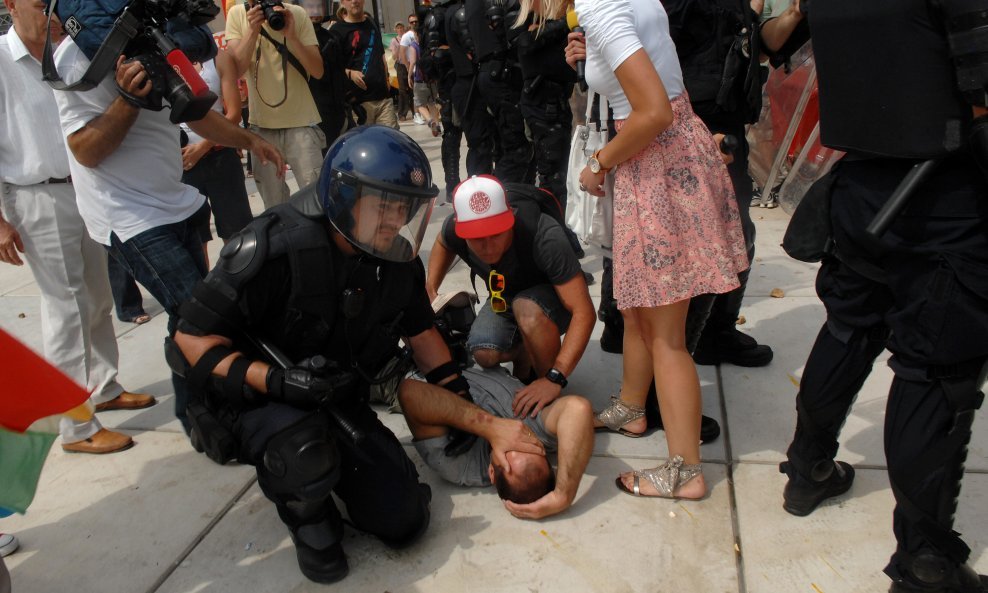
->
[336, 184, 435, 262]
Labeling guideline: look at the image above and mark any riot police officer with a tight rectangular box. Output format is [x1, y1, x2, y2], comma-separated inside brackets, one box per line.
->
[446, 0, 496, 177]
[423, 0, 464, 200]
[170, 127, 473, 584]
[508, 13, 577, 211]
[467, 0, 533, 183]
[780, 1, 988, 591]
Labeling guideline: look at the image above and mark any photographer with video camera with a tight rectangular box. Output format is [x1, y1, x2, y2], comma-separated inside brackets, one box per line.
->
[226, 0, 326, 208]
[47, 0, 285, 433]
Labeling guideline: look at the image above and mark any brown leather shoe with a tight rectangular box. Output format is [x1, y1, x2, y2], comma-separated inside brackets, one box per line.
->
[62, 429, 134, 454]
[94, 391, 156, 412]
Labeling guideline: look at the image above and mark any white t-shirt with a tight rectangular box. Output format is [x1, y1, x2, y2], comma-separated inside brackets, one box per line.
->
[53, 38, 204, 246]
[575, 0, 684, 119]
[399, 30, 416, 65]
[181, 59, 225, 146]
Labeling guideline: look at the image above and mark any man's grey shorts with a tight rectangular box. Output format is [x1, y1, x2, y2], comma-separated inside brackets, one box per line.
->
[413, 367, 557, 487]
[466, 283, 571, 353]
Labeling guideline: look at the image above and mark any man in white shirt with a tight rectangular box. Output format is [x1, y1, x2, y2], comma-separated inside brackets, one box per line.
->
[0, 0, 154, 454]
[51, 19, 284, 434]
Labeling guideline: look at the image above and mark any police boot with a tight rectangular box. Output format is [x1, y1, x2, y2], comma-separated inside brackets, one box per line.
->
[779, 459, 855, 517]
[888, 553, 988, 593]
[692, 270, 774, 367]
[286, 511, 349, 584]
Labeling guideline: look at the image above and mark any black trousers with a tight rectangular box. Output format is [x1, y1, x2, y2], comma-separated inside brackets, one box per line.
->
[451, 75, 495, 177]
[520, 93, 573, 212]
[237, 399, 430, 548]
[785, 155, 988, 573]
[700, 122, 757, 334]
[477, 66, 533, 184]
[438, 72, 463, 198]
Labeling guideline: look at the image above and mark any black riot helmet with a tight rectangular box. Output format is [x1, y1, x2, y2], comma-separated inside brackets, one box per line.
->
[318, 125, 439, 262]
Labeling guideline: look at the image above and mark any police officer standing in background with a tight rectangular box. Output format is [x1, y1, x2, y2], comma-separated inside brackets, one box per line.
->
[779, 1, 988, 591]
[423, 0, 464, 201]
[664, 0, 774, 368]
[172, 127, 505, 584]
[508, 12, 577, 212]
[446, 0, 496, 177]
[467, 0, 533, 183]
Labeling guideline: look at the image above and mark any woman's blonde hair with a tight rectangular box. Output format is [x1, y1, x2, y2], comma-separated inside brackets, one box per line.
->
[514, 0, 570, 36]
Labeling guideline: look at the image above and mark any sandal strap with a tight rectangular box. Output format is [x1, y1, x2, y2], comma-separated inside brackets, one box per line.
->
[595, 396, 645, 432]
[634, 455, 703, 497]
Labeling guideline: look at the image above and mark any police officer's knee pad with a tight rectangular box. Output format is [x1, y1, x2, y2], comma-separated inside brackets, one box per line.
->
[260, 414, 341, 502]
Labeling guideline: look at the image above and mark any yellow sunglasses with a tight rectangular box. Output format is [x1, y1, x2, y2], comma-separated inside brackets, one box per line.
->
[488, 270, 507, 313]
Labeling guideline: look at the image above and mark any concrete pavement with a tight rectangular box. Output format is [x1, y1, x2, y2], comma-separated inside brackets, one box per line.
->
[1, 121, 985, 593]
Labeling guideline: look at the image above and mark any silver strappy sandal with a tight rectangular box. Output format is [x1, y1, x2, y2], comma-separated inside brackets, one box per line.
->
[594, 396, 646, 438]
[616, 455, 704, 499]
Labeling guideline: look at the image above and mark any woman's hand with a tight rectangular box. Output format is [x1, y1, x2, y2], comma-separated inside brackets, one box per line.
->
[564, 31, 586, 72]
[578, 165, 607, 197]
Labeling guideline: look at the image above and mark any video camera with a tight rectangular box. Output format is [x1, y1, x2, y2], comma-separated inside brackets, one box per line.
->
[43, 0, 221, 123]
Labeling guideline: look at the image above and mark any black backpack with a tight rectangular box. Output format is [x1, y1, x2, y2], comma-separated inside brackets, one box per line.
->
[502, 183, 584, 258]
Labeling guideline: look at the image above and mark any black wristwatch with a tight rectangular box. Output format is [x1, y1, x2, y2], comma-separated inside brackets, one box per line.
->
[545, 368, 568, 388]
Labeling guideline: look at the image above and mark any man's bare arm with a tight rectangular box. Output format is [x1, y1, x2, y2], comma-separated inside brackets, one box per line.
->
[66, 57, 146, 168]
[504, 395, 594, 519]
[397, 378, 545, 469]
[760, 0, 803, 53]
[425, 236, 456, 302]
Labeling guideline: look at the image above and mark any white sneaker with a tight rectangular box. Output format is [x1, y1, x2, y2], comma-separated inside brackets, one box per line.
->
[0, 533, 19, 557]
[413, 113, 426, 125]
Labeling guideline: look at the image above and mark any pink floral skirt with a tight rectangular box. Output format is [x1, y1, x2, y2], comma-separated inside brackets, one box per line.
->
[612, 94, 749, 309]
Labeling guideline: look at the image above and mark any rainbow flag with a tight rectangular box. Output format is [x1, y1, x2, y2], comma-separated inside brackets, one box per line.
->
[0, 328, 93, 514]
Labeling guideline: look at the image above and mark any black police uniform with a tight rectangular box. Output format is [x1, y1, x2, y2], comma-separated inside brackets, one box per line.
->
[175, 188, 434, 583]
[425, 0, 465, 197]
[467, 0, 533, 183]
[446, 0, 496, 177]
[308, 22, 349, 153]
[509, 15, 577, 211]
[783, 1, 988, 590]
[663, 0, 765, 364]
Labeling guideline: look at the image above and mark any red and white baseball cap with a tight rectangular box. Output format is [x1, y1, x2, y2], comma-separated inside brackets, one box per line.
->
[452, 175, 515, 239]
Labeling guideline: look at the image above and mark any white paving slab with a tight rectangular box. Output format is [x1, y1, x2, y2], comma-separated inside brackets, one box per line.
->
[2, 431, 255, 593]
[734, 463, 988, 593]
[157, 455, 738, 593]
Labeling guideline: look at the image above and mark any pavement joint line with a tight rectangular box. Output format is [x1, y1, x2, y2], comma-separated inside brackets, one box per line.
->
[716, 363, 748, 593]
[145, 475, 259, 593]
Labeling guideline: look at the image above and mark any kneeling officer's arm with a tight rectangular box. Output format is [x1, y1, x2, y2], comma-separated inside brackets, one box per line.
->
[173, 331, 353, 409]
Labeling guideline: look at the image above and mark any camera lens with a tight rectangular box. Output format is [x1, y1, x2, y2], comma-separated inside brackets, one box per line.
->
[262, 1, 286, 30]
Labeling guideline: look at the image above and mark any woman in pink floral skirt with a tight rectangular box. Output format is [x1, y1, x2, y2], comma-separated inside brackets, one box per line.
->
[546, 0, 748, 498]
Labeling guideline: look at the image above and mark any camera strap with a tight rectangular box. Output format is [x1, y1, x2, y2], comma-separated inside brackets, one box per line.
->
[41, 0, 143, 91]
[254, 27, 309, 108]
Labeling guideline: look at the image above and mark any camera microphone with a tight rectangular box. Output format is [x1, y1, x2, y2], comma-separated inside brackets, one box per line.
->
[565, 8, 586, 89]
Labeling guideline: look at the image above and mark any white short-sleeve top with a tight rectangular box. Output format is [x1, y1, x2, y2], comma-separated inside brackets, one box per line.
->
[575, 0, 684, 119]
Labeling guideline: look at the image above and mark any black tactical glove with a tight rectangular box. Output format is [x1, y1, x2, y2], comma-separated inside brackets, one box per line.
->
[266, 356, 356, 410]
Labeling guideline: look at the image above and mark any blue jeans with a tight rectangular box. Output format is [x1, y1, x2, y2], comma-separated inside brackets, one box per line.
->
[107, 254, 145, 320]
[106, 209, 207, 431]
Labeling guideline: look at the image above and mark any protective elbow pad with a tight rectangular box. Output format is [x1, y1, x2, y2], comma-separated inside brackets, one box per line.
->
[941, 0, 988, 105]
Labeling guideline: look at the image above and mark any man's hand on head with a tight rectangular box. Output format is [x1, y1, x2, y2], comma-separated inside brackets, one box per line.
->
[487, 417, 545, 471]
[512, 378, 562, 418]
[503, 488, 570, 520]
